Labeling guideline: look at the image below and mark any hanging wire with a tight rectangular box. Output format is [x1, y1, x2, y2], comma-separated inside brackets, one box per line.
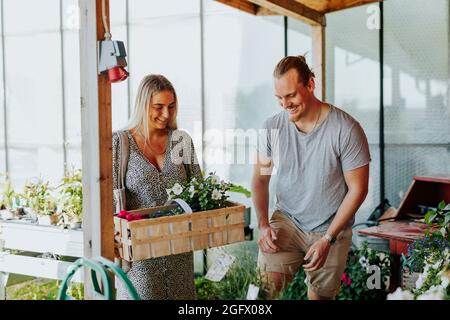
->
[102, 0, 112, 40]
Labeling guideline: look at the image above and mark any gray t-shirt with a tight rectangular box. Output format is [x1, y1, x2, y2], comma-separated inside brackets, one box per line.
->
[257, 105, 371, 232]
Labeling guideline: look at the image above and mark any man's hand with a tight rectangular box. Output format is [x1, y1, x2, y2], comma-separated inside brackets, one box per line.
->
[303, 238, 331, 272]
[258, 226, 279, 253]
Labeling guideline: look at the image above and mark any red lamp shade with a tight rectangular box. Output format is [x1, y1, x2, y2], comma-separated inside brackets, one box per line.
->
[108, 66, 129, 83]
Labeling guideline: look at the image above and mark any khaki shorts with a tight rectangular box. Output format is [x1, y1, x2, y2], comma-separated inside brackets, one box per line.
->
[257, 210, 352, 298]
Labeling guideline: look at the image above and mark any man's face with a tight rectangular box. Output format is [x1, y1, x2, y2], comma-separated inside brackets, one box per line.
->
[274, 69, 314, 122]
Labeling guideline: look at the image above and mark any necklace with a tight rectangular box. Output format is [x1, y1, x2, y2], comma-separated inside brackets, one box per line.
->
[144, 138, 167, 156]
[310, 105, 322, 133]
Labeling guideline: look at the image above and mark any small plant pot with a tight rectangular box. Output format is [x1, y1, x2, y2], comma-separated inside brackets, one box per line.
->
[23, 207, 38, 222]
[69, 221, 82, 230]
[401, 268, 420, 290]
[0, 209, 14, 220]
[37, 214, 59, 226]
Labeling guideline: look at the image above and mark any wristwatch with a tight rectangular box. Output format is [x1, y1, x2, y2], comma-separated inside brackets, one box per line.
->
[323, 233, 336, 244]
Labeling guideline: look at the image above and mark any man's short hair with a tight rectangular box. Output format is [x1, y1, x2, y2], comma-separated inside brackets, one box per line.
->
[273, 55, 315, 85]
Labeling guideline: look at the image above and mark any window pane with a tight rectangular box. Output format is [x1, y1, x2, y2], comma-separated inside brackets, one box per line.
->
[287, 17, 312, 60]
[0, 3, 5, 175]
[110, 0, 129, 131]
[326, 4, 380, 221]
[203, 0, 284, 212]
[113, 0, 202, 136]
[4, 0, 63, 188]
[62, 0, 82, 170]
[384, 0, 450, 206]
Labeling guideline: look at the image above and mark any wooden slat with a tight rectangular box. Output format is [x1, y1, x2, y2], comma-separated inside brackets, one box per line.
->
[298, 0, 382, 13]
[215, 0, 259, 15]
[127, 223, 245, 244]
[0, 253, 84, 283]
[124, 202, 245, 227]
[95, 0, 114, 262]
[247, 0, 325, 26]
[0, 222, 83, 257]
[312, 24, 325, 100]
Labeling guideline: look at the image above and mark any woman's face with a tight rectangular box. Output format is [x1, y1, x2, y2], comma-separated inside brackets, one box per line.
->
[148, 90, 176, 130]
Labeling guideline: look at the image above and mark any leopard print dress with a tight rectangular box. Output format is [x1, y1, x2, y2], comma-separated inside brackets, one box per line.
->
[113, 129, 202, 300]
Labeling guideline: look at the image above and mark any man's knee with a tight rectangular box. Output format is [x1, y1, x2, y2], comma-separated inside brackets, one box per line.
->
[261, 271, 293, 298]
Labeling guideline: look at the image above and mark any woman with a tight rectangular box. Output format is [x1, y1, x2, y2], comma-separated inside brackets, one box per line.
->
[112, 74, 202, 299]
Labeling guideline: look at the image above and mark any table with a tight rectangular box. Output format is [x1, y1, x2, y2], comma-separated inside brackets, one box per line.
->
[358, 220, 429, 291]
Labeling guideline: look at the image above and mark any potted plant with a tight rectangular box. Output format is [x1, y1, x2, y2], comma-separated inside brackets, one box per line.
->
[0, 178, 16, 220]
[56, 169, 83, 229]
[21, 178, 58, 225]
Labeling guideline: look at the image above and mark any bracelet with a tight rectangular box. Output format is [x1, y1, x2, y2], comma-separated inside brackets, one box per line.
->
[323, 233, 336, 244]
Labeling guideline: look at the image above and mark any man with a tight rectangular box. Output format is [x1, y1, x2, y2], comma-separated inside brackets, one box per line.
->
[252, 55, 370, 300]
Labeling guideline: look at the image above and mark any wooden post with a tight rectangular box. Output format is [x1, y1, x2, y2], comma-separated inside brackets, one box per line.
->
[79, 0, 114, 298]
[312, 24, 326, 101]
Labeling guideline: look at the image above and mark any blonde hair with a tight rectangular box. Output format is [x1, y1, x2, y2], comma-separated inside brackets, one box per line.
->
[125, 74, 178, 142]
[273, 55, 315, 85]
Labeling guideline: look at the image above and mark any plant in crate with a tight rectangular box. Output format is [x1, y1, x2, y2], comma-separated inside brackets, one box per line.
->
[166, 172, 251, 214]
[21, 178, 58, 225]
[56, 169, 83, 229]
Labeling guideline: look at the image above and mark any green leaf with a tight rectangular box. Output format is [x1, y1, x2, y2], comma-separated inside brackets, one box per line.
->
[438, 201, 446, 210]
[228, 185, 251, 198]
[424, 210, 437, 225]
[444, 204, 450, 211]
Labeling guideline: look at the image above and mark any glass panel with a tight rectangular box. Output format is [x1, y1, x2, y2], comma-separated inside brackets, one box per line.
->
[384, 0, 450, 206]
[0, 2, 5, 176]
[112, 0, 202, 136]
[62, 0, 82, 170]
[326, 4, 381, 221]
[287, 17, 312, 61]
[4, 0, 63, 188]
[203, 0, 284, 213]
[110, 0, 129, 131]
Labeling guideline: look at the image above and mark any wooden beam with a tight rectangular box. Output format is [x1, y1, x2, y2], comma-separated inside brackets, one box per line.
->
[247, 0, 325, 26]
[79, 0, 114, 298]
[312, 25, 325, 100]
[295, 0, 381, 13]
[256, 6, 279, 16]
[215, 0, 259, 15]
[95, 0, 114, 263]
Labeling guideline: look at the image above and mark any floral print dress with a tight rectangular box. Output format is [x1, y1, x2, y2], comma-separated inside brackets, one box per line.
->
[112, 129, 202, 300]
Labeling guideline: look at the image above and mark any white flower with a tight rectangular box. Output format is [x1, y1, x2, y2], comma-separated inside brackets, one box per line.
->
[415, 273, 425, 289]
[438, 271, 449, 289]
[172, 183, 183, 195]
[387, 287, 414, 300]
[188, 185, 195, 198]
[416, 285, 445, 300]
[359, 256, 370, 269]
[212, 189, 222, 200]
[210, 175, 220, 185]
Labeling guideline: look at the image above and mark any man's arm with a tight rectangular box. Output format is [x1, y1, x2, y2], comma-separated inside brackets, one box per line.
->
[251, 153, 279, 253]
[304, 164, 369, 272]
[325, 163, 369, 240]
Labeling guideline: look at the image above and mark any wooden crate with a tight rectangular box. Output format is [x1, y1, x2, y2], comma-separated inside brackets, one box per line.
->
[114, 201, 246, 261]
